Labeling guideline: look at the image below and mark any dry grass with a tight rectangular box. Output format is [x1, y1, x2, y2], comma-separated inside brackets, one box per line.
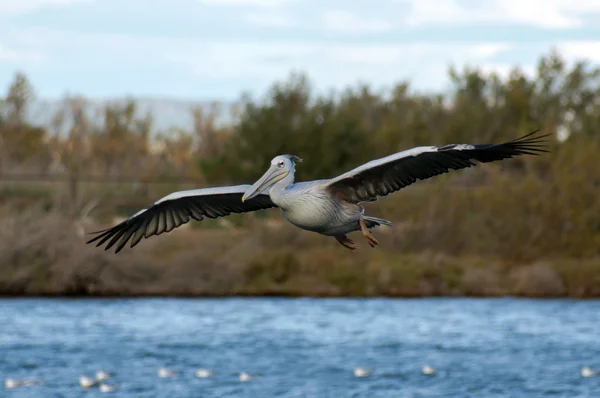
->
[0, 203, 598, 297]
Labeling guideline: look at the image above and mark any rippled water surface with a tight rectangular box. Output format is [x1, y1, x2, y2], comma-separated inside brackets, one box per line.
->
[1, 298, 600, 397]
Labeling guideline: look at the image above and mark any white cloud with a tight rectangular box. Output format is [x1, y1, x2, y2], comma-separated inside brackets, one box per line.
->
[197, 0, 290, 7]
[2, 25, 519, 94]
[0, 0, 91, 17]
[169, 42, 315, 79]
[402, 0, 600, 29]
[555, 41, 600, 63]
[243, 10, 294, 28]
[4, 20, 599, 100]
[477, 63, 536, 80]
[320, 9, 393, 33]
[324, 42, 511, 66]
[469, 43, 514, 58]
[170, 40, 515, 94]
[0, 44, 44, 63]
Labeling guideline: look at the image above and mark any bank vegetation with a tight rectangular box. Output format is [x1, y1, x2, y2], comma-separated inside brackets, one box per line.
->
[1, 49, 599, 297]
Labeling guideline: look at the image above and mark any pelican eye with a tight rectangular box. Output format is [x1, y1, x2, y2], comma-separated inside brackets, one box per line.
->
[277, 161, 285, 168]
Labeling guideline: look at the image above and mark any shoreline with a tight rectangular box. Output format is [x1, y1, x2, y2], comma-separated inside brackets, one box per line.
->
[1, 292, 599, 299]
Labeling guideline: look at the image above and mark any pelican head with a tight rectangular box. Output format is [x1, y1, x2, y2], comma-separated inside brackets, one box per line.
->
[242, 154, 302, 202]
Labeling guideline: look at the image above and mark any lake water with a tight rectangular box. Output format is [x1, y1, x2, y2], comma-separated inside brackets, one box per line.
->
[1, 298, 599, 397]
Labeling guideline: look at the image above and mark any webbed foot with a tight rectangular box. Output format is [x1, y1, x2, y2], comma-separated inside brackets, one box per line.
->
[334, 235, 359, 251]
[359, 217, 380, 248]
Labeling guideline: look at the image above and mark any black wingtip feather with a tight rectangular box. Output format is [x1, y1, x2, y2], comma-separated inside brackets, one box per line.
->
[327, 128, 551, 204]
[86, 227, 112, 237]
[472, 129, 551, 161]
[85, 192, 277, 254]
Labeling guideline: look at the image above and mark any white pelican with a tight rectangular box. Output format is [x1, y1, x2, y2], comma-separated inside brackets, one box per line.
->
[99, 383, 117, 393]
[239, 372, 257, 382]
[195, 368, 214, 378]
[353, 367, 373, 378]
[4, 378, 42, 389]
[422, 365, 437, 375]
[96, 370, 111, 381]
[4, 378, 19, 389]
[79, 375, 98, 389]
[158, 367, 177, 378]
[582, 366, 598, 377]
[87, 130, 549, 252]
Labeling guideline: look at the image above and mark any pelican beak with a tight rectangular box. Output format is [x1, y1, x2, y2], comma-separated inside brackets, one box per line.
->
[242, 165, 287, 202]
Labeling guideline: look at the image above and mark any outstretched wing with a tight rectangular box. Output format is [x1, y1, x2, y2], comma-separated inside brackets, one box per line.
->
[87, 185, 277, 253]
[324, 130, 550, 204]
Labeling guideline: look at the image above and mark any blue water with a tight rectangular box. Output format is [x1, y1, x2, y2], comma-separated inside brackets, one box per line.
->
[1, 298, 599, 397]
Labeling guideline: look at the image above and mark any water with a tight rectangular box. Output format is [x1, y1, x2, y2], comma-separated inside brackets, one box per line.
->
[1, 298, 599, 397]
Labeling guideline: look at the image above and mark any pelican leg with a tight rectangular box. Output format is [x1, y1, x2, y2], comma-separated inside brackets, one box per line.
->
[335, 235, 359, 251]
[359, 217, 379, 248]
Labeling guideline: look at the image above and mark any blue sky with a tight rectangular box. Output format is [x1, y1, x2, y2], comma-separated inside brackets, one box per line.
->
[1, 0, 600, 101]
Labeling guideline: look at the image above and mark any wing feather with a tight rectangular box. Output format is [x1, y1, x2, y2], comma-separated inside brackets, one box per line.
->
[325, 130, 550, 204]
[87, 185, 277, 253]
[131, 222, 148, 248]
[157, 211, 166, 235]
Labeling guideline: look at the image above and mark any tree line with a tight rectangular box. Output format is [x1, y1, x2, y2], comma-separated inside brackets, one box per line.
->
[1, 48, 599, 262]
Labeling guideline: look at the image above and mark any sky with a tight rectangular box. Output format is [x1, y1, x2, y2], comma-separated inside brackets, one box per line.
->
[2, 0, 600, 101]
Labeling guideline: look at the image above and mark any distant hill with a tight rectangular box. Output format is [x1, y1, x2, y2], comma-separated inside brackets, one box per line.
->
[26, 97, 237, 136]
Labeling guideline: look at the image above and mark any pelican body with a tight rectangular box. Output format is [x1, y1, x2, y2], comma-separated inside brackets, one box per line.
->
[88, 130, 549, 252]
[238, 156, 389, 249]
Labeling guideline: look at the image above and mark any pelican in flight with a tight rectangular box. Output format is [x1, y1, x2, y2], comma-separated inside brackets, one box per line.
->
[88, 130, 549, 253]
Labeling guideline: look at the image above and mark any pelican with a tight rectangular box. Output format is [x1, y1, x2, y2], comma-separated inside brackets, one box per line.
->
[87, 130, 549, 252]
[582, 366, 598, 378]
[95, 370, 111, 381]
[99, 383, 117, 393]
[79, 375, 98, 389]
[239, 372, 257, 382]
[4, 378, 42, 389]
[194, 368, 214, 378]
[4, 378, 19, 389]
[353, 367, 373, 378]
[157, 367, 178, 378]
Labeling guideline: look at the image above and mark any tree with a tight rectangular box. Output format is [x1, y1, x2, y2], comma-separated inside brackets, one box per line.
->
[0, 73, 48, 173]
[4, 72, 34, 126]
